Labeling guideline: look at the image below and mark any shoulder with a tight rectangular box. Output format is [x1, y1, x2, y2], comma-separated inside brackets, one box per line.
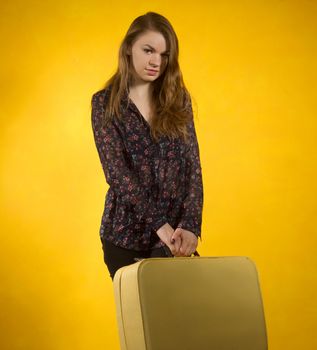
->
[91, 85, 120, 132]
[91, 84, 112, 105]
[91, 88, 108, 128]
[91, 85, 112, 107]
[92, 88, 106, 102]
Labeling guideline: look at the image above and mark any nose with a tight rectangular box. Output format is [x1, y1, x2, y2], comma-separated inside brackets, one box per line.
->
[149, 53, 161, 68]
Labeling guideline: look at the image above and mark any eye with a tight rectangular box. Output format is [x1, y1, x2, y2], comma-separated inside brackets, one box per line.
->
[144, 48, 152, 54]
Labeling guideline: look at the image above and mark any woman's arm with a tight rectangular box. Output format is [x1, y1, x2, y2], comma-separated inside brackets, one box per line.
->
[91, 92, 167, 233]
[177, 98, 204, 240]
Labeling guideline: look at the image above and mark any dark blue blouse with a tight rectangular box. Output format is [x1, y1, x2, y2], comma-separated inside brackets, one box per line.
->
[91, 85, 203, 251]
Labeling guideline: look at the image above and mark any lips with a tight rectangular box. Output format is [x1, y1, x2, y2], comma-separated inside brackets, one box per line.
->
[146, 69, 158, 73]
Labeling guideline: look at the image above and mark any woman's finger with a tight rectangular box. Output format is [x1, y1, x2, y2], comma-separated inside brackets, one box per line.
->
[180, 243, 190, 256]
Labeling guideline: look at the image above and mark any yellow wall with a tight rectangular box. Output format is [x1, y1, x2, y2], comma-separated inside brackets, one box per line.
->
[1, 1, 316, 349]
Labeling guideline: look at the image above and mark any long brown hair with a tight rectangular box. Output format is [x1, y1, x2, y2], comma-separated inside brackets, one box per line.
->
[100, 11, 194, 143]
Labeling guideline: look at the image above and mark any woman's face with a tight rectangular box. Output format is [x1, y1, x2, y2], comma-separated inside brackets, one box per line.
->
[129, 30, 170, 84]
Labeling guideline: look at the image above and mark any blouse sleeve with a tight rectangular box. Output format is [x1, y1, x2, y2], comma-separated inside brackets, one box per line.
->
[91, 92, 168, 233]
[177, 98, 204, 240]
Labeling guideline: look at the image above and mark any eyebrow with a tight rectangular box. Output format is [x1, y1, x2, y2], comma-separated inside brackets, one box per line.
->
[144, 44, 170, 54]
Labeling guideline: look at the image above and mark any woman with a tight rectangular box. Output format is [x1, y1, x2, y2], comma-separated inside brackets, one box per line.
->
[91, 11, 204, 280]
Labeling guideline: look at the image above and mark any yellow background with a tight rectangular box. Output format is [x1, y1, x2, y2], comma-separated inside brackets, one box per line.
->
[1, 1, 316, 349]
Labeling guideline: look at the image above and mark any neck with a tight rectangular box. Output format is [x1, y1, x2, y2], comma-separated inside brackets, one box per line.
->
[128, 81, 154, 100]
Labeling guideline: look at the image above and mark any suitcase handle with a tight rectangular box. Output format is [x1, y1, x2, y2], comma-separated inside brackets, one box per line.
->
[134, 248, 200, 262]
[163, 245, 200, 257]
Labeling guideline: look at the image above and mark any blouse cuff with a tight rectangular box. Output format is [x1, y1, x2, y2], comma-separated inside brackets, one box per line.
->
[151, 216, 168, 233]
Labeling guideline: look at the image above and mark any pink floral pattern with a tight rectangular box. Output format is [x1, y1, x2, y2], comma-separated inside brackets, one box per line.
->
[91, 85, 203, 251]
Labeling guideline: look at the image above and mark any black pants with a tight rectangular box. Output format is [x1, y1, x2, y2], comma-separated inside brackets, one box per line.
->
[101, 238, 171, 280]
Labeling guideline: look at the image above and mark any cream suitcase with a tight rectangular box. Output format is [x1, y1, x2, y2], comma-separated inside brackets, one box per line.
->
[113, 256, 267, 350]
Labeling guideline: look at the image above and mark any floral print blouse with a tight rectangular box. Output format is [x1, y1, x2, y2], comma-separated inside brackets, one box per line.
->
[91, 85, 204, 251]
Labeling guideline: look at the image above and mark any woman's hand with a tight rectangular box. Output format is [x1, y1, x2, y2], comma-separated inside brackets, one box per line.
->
[156, 223, 181, 256]
[171, 228, 198, 257]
